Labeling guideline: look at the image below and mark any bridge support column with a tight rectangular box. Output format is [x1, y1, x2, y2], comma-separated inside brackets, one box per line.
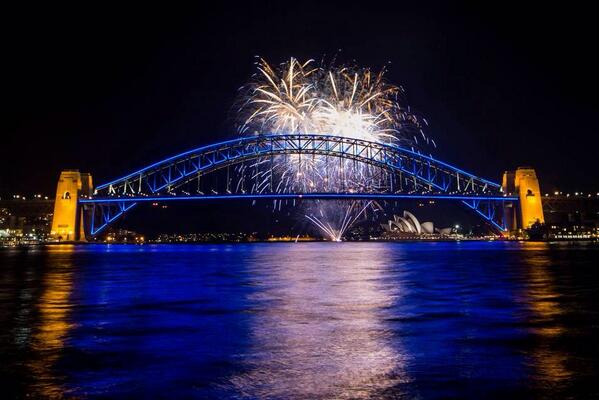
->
[502, 167, 545, 231]
[50, 170, 93, 242]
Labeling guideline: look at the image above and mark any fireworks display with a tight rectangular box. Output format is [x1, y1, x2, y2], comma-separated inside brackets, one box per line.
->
[235, 57, 433, 240]
[237, 57, 431, 146]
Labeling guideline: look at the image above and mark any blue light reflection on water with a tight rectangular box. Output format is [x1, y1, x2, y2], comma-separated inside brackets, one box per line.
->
[1, 241, 598, 399]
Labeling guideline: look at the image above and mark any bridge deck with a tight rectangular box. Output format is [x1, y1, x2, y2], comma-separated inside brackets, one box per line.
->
[81, 193, 518, 203]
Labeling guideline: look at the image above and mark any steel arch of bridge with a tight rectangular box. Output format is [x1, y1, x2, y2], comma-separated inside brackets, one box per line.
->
[83, 134, 516, 235]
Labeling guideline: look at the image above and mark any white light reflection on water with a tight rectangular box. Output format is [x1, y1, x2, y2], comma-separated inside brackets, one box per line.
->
[226, 244, 410, 399]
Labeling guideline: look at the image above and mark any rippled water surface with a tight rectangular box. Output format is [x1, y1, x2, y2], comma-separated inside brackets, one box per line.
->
[1, 242, 598, 399]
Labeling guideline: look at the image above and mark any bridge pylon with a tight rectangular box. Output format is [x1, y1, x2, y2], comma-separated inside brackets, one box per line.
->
[50, 170, 93, 242]
[502, 167, 545, 232]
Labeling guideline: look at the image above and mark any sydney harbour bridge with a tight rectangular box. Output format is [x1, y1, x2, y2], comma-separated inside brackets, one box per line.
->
[50, 133, 544, 241]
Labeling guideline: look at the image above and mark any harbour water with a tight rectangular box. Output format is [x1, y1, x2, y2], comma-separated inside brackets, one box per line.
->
[1, 242, 598, 399]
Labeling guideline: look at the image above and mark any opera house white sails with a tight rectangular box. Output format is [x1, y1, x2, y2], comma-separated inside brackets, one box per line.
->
[380, 211, 453, 236]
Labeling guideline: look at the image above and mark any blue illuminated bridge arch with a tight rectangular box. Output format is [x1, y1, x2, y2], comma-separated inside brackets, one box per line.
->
[81, 134, 517, 235]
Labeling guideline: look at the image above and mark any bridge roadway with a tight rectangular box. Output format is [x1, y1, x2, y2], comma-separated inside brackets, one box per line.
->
[80, 193, 518, 203]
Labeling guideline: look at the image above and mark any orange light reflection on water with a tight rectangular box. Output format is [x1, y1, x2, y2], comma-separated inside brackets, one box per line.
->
[521, 242, 572, 385]
[27, 245, 76, 398]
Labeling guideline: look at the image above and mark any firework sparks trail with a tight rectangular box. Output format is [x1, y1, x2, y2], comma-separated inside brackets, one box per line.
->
[305, 200, 375, 242]
[235, 57, 433, 240]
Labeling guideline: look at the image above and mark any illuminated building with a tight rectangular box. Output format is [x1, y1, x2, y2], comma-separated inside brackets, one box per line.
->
[0, 196, 53, 245]
[380, 211, 453, 237]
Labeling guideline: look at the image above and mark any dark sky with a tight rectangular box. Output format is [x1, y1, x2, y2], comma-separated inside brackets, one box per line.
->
[4, 2, 599, 197]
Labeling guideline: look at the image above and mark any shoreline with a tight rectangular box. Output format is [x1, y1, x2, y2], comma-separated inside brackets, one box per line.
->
[3, 238, 598, 248]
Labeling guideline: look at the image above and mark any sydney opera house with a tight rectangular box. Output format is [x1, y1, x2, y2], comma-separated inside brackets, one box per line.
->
[380, 211, 452, 237]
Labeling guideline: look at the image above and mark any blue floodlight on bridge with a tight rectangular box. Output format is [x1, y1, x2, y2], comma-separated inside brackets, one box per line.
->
[83, 134, 515, 235]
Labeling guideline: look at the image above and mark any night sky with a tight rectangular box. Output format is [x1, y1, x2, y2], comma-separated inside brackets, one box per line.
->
[4, 2, 599, 198]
